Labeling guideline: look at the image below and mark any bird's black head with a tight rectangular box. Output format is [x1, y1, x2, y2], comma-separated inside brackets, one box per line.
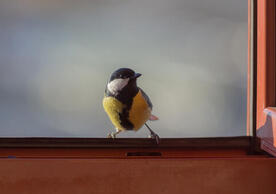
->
[107, 68, 142, 96]
[109, 68, 141, 82]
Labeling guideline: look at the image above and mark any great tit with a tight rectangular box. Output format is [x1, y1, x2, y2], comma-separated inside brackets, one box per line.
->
[103, 68, 160, 143]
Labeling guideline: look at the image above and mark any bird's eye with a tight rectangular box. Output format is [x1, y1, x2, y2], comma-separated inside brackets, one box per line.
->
[120, 75, 127, 79]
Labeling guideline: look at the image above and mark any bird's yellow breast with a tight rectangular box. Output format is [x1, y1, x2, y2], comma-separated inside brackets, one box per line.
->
[102, 96, 125, 130]
[103, 90, 151, 131]
[129, 90, 151, 130]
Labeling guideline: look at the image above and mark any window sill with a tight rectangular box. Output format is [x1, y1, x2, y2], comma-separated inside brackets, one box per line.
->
[0, 136, 266, 159]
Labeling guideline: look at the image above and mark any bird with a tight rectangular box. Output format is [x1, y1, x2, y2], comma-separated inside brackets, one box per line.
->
[103, 68, 160, 143]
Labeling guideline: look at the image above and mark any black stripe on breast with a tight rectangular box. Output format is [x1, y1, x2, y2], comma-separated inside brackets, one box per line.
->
[118, 109, 134, 130]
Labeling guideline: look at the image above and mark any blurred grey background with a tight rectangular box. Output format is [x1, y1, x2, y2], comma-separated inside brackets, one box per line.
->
[0, 0, 247, 137]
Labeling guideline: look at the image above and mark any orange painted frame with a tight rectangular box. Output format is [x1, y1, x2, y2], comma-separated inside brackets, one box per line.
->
[254, 0, 276, 156]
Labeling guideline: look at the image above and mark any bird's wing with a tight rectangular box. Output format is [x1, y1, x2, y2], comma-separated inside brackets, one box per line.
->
[139, 88, 159, 121]
[139, 88, 153, 109]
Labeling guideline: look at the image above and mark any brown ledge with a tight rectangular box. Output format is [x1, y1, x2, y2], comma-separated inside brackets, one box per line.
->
[0, 136, 255, 149]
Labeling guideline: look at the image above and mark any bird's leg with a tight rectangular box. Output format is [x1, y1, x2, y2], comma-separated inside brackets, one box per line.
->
[107, 128, 121, 138]
[145, 123, 160, 144]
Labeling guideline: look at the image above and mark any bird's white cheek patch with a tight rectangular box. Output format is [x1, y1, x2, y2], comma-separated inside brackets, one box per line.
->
[107, 78, 129, 95]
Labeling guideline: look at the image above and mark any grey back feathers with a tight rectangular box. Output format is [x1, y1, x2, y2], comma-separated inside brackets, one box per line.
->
[139, 88, 153, 109]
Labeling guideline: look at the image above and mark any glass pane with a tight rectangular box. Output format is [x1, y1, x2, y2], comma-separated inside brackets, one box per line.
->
[0, 0, 247, 137]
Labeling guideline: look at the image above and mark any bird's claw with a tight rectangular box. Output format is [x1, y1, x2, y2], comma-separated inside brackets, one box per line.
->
[148, 132, 160, 144]
[107, 132, 116, 138]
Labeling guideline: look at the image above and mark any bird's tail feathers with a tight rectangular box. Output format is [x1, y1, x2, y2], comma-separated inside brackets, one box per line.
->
[149, 114, 159, 121]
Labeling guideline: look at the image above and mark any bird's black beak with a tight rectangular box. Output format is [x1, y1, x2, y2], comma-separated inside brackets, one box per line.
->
[131, 73, 142, 80]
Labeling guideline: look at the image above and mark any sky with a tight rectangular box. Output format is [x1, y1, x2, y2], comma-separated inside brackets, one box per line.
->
[0, 0, 247, 137]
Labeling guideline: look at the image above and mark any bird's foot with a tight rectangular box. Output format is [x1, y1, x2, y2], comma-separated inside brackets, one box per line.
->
[107, 129, 121, 139]
[107, 132, 117, 138]
[148, 132, 160, 144]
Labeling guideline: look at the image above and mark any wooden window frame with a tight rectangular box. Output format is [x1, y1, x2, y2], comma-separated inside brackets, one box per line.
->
[251, 0, 276, 156]
[0, 0, 268, 158]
